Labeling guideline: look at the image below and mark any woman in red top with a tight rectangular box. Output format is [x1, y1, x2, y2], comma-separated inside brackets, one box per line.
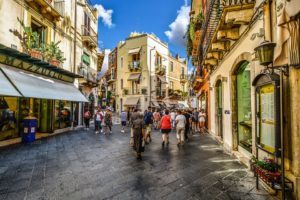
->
[160, 110, 172, 147]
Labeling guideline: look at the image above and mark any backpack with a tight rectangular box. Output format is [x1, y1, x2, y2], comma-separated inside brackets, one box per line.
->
[144, 112, 153, 125]
[84, 111, 90, 118]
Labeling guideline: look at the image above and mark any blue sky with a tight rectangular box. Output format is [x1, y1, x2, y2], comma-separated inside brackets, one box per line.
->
[90, 0, 191, 64]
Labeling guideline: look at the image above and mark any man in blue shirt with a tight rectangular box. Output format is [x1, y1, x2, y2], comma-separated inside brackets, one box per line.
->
[120, 110, 127, 133]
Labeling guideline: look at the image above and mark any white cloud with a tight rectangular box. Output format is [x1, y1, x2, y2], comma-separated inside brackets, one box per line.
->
[98, 49, 111, 79]
[165, 4, 190, 47]
[94, 4, 114, 28]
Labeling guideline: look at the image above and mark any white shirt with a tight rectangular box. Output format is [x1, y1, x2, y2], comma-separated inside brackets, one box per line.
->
[170, 112, 176, 120]
[175, 114, 186, 128]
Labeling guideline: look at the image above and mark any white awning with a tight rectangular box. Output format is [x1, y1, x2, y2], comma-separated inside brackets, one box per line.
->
[1, 65, 88, 102]
[128, 48, 141, 55]
[124, 97, 140, 106]
[127, 73, 141, 81]
[157, 75, 167, 84]
[0, 68, 21, 97]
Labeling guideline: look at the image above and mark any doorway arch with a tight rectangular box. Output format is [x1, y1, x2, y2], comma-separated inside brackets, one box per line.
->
[215, 79, 223, 139]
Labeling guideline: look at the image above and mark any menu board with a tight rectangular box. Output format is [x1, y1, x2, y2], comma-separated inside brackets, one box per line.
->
[259, 84, 275, 152]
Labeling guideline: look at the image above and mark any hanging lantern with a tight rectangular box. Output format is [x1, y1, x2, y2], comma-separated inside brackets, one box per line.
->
[254, 41, 276, 66]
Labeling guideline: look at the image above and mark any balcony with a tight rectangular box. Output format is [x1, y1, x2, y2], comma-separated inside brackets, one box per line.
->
[81, 25, 97, 48]
[156, 89, 166, 99]
[106, 71, 117, 83]
[155, 65, 166, 75]
[168, 89, 182, 97]
[123, 87, 147, 95]
[180, 74, 188, 83]
[78, 64, 98, 87]
[128, 61, 141, 72]
[25, 0, 63, 21]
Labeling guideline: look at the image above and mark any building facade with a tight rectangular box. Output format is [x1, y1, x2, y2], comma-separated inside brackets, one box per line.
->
[0, 0, 101, 140]
[110, 33, 187, 113]
[189, 0, 300, 198]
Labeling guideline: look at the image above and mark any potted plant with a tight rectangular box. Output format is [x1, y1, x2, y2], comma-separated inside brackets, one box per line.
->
[45, 41, 66, 67]
[10, 18, 43, 60]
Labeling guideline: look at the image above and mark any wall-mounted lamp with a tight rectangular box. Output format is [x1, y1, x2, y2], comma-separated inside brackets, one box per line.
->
[254, 41, 276, 66]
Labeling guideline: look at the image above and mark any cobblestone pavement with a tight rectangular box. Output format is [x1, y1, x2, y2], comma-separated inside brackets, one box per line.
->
[0, 125, 278, 200]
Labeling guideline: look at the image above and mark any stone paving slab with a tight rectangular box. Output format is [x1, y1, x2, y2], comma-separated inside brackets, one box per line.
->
[0, 125, 278, 200]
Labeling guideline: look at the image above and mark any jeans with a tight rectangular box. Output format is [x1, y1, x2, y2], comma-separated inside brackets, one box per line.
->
[95, 121, 102, 131]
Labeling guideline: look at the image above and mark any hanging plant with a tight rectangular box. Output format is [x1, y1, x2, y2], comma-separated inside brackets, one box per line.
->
[195, 11, 204, 30]
[186, 24, 193, 60]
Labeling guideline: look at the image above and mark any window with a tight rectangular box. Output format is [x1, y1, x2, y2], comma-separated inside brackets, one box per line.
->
[155, 53, 162, 66]
[181, 67, 184, 75]
[82, 52, 90, 66]
[170, 81, 174, 90]
[170, 61, 174, 72]
[121, 79, 123, 89]
[31, 19, 47, 45]
[121, 57, 123, 68]
[84, 12, 91, 35]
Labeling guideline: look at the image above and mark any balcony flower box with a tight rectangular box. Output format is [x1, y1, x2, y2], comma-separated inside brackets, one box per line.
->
[29, 49, 43, 60]
[49, 59, 60, 67]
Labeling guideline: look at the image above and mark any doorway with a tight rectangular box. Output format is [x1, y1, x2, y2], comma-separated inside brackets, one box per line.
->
[33, 99, 53, 133]
[215, 80, 223, 139]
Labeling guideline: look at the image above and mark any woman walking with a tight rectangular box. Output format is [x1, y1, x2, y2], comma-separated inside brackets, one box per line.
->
[132, 113, 145, 160]
[199, 109, 206, 134]
[83, 109, 91, 130]
[104, 108, 112, 134]
[160, 110, 172, 147]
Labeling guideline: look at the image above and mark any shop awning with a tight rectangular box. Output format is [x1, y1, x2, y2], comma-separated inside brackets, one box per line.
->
[0, 69, 21, 97]
[157, 75, 167, 84]
[1, 66, 88, 102]
[128, 48, 141, 55]
[151, 101, 160, 108]
[128, 73, 141, 81]
[124, 97, 139, 106]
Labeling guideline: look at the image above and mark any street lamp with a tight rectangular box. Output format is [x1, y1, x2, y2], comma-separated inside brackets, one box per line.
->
[254, 41, 276, 66]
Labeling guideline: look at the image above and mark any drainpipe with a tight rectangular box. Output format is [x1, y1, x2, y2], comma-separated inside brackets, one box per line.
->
[73, 0, 77, 74]
[150, 47, 156, 107]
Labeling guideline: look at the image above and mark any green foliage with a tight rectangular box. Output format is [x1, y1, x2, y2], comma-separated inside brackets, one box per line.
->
[254, 158, 278, 173]
[43, 41, 66, 63]
[186, 24, 193, 60]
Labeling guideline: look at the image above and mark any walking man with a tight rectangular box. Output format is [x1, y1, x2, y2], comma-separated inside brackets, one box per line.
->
[170, 110, 176, 129]
[144, 107, 153, 144]
[183, 110, 191, 141]
[175, 110, 186, 146]
[104, 108, 112, 134]
[130, 108, 140, 146]
[120, 110, 127, 133]
[83, 109, 91, 130]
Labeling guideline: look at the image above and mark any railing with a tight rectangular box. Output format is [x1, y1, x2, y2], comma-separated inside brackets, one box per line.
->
[180, 74, 188, 80]
[222, 0, 255, 6]
[128, 61, 141, 71]
[54, 0, 65, 16]
[155, 64, 166, 75]
[81, 25, 97, 45]
[106, 72, 117, 81]
[78, 65, 97, 83]
[123, 87, 147, 95]
[156, 89, 166, 98]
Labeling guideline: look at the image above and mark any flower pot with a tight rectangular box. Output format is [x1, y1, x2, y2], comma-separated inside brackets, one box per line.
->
[29, 50, 43, 60]
[49, 59, 60, 67]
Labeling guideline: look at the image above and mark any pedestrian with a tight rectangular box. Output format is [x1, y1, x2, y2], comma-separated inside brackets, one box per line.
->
[83, 109, 91, 130]
[175, 110, 186, 146]
[153, 109, 161, 130]
[130, 108, 140, 146]
[104, 108, 112, 134]
[192, 109, 199, 133]
[160, 109, 172, 147]
[127, 109, 131, 127]
[94, 107, 103, 134]
[199, 109, 206, 134]
[120, 110, 127, 133]
[170, 110, 176, 129]
[132, 113, 145, 160]
[183, 110, 191, 141]
[143, 106, 153, 144]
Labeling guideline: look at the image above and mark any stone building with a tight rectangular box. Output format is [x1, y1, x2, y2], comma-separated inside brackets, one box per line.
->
[110, 33, 188, 113]
[0, 0, 101, 139]
[189, 0, 300, 198]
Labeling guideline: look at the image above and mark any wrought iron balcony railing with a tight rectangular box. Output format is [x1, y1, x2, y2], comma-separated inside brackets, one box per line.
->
[128, 61, 141, 71]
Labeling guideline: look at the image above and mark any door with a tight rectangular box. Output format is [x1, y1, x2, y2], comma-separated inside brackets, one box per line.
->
[216, 80, 223, 139]
[33, 99, 53, 133]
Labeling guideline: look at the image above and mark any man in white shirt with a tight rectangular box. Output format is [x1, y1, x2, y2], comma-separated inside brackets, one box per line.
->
[175, 110, 186, 146]
[170, 110, 176, 129]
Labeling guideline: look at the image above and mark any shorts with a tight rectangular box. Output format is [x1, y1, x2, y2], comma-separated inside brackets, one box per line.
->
[161, 129, 171, 134]
[121, 121, 126, 126]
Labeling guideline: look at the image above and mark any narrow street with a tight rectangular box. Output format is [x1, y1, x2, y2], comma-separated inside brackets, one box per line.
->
[0, 126, 276, 200]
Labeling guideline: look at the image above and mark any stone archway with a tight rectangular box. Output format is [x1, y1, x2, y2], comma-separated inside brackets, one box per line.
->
[230, 52, 252, 151]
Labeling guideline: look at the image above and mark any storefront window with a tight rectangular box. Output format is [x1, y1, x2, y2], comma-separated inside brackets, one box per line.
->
[237, 62, 252, 152]
[0, 97, 18, 140]
[55, 101, 72, 129]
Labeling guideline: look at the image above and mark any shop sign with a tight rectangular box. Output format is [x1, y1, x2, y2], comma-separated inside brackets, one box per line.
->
[0, 54, 73, 82]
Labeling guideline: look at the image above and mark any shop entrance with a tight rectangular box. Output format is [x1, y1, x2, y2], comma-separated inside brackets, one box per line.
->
[33, 99, 53, 133]
[215, 80, 223, 139]
[236, 62, 252, 152]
